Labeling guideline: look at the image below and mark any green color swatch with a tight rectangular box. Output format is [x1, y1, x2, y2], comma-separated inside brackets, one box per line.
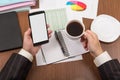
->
[45, 8, 68, 31]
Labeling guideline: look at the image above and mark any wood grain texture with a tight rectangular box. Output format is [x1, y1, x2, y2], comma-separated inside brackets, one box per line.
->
[0, 0, 120, 80]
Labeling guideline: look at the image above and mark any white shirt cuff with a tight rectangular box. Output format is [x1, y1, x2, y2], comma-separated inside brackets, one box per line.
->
[94, 51, 112, 67]
[18, 49, 33, 62]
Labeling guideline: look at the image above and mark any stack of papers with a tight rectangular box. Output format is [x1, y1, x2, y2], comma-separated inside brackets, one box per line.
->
[0, 0, 36, 13]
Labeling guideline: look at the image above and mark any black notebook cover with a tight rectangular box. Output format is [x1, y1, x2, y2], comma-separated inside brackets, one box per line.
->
[0, 12, 22, 52]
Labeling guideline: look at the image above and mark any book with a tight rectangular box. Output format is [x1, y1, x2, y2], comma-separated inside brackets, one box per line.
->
[0, 11, 22, 52]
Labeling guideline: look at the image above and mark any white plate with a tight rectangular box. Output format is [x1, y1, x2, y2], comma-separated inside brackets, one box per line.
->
[91, 14, 120, 43]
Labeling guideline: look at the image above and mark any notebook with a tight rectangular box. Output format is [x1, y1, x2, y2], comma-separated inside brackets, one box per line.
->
[55, 30, 87, 57]
[0, 11, 22, 52]
[36, 31, 88, 66]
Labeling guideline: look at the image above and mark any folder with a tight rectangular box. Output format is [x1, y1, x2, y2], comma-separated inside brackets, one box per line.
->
[0, 0, 34, 6]
[0, 12, 22, 52]
[0, 1, 36, 12]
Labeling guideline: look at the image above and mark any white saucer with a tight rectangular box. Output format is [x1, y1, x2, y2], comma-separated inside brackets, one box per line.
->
[91, 14, 120, 43]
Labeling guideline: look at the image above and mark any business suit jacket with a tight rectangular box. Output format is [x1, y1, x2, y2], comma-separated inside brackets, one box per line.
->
[98, 59, 120, 80]
[0, 53, 32, 80]
[0, 53, 120, 80]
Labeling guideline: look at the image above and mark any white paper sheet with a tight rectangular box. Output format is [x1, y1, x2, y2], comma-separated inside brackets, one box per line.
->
[39, 0, 99, 19]
[56, 55, 83, 63]
[36, 49, 47, 66]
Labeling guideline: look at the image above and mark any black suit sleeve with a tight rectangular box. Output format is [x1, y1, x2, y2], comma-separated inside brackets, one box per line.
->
[98, 59, 120, 80]
[0, 53, 32, 80]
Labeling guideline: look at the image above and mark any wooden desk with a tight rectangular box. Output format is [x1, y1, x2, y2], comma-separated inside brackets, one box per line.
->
[0, 0, 120, 80]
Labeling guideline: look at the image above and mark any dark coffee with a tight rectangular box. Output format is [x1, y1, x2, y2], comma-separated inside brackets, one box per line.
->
[66, 21, 83, 37]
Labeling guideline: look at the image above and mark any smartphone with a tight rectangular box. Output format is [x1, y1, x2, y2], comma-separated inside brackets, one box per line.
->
[29, 11, 49, 46]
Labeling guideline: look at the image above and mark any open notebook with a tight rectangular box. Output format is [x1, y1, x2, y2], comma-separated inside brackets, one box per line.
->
[36, 30, 88, 66]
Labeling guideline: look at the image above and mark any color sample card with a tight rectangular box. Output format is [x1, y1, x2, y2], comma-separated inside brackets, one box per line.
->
[45, 8, 67, 31]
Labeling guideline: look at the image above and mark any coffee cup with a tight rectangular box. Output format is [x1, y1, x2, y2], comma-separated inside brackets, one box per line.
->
[65, 20, 85, 39]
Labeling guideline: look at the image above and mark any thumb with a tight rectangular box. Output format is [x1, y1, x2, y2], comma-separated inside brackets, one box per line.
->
[24, 28, 31, 37]
[84, 30, 93, 42]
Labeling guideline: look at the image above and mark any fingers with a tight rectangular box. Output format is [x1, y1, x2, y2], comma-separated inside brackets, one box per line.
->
[48, 30, 52, 34]
[84, 30, 97, 42]
[85, 30, 98, 40]
[46, 24, 53, 38]
[48, 30, 52, 38]
[80, 35, 88, 50]
[80, 35, 87, 42]
[47, 24, 50, 28]
[82, 30, 99, 51]
[24, 28, 31, 37]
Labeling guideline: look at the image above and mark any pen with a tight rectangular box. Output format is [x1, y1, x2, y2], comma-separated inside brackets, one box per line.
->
[55, 31, 70, 57]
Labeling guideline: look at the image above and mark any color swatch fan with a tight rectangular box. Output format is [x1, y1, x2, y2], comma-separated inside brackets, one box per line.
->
[66, 1, 87, 11]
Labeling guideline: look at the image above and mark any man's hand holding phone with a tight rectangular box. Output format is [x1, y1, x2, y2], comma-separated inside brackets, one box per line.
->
[29, 11, 49, 46]
[23, 26, 52, 56]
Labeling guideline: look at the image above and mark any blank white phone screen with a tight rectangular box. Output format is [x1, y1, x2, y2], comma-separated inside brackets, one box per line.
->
[29, 13, 48, 44]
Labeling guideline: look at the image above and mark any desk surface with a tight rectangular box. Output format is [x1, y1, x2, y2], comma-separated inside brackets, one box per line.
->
[0, 0, 120, 80]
